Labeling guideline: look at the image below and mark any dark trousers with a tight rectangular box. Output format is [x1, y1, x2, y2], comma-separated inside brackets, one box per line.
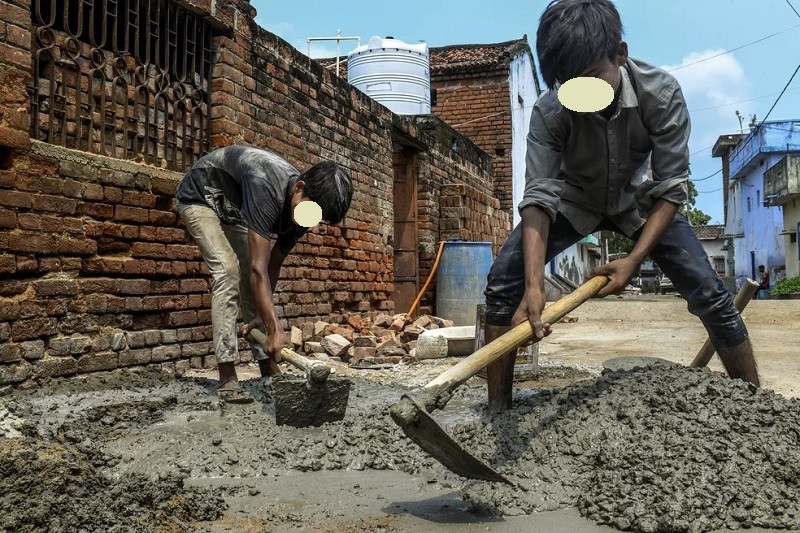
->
[484, 213, 748, 347]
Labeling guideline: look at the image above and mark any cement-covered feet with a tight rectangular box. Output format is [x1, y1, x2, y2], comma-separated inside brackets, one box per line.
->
[216, 380, 253, 404]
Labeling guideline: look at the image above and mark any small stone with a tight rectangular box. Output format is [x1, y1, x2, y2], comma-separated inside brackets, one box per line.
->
[353, 336, 378, 348]
[369, 326, 391, 338]
[353, 346, 377, 362]
[390, 318, 406, 331]
[313, 321, 328, 338]
[346, 315, 363, 330]
[249, 488, 260, 496]
[212, 438, 222, 446]
[290, 326, 303, 347]
[311, 352, 329, 360]
[373, 314, 392, 328]
[304, 341, 323, 354]
[321, 334, 350, 358]
[402, 324, 426, 339]
[412, 315, 432, 329]
[301, 322, 314, 342]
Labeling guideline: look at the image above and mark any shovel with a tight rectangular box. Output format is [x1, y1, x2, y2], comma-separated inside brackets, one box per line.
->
[389, 276, 609, 483]
[249, 329, 351, 427]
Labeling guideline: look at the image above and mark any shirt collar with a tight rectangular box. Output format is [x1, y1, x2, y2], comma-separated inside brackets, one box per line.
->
[618, 65, 639, 109]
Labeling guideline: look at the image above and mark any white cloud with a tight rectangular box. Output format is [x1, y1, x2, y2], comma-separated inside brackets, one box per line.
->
[661, 49, 751, 124]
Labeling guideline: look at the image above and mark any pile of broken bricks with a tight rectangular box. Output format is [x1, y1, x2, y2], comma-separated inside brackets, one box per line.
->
[283, 313, 455, 369]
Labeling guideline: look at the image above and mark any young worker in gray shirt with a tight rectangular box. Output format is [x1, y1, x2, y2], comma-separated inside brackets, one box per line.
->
[483, 0, 759, 412]
[176, 145, 353, 402]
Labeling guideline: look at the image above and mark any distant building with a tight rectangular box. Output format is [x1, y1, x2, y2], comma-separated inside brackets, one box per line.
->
[716, 120, 800, 288]
[693, 224, 727, 276]
[765, 154, 800, 278]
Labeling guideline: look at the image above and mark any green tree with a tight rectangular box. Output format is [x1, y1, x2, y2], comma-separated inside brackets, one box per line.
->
[607, 181, 713, 255]
[680, 180, 712, 226]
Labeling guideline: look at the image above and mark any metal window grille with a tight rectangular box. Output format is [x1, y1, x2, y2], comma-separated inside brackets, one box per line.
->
[29, 0, 213, 171]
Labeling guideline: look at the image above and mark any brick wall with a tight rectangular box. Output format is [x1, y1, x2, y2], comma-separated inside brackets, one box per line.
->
[0, 0, 507, 383]
[440, 183, 511, 254]
[431, 72, 514, 215]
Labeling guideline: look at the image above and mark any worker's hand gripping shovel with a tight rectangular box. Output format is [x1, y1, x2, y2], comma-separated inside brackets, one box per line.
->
[389, 276, 609, 484]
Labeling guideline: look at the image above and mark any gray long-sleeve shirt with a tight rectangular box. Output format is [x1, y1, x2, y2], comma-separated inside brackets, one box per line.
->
[518, 57, 691, 237]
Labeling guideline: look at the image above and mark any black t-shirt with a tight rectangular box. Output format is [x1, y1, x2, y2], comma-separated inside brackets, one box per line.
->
[176, 145, 308, 254]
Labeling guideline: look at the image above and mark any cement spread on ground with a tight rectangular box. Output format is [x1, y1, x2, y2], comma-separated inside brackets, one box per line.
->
[3, 365, 799, 532]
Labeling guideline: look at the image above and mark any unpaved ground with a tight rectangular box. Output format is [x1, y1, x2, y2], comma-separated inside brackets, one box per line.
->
[538, 295, 800, 398]
[2, 297, 799, 532]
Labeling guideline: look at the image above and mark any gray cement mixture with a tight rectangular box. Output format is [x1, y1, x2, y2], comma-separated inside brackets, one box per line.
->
[2, 365, 799, 532]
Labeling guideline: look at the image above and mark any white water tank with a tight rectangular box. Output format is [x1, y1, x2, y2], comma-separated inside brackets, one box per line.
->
[347, 36, 431, 115]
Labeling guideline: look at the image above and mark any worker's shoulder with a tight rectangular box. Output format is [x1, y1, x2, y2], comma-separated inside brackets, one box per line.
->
[205, 145, 298, 175]
[626, 57, 681, 101]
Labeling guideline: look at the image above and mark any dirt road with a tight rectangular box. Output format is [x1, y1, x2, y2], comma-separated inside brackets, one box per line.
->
[539, 295, 800, 397]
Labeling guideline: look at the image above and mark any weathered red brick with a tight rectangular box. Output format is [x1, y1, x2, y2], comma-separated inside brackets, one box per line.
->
[34, 278, 79, 296]
[11, 318, 58, 340]
[0, 207, 17, 228]
[114, 205, 149, 223]
[130, 242, 166, 258]
[78, 202, 115, 219]
[0, 190, 31, 208]
[32, 194, 77, 214]
[115, 279, 151, 295]
[168, 310, 197, 326]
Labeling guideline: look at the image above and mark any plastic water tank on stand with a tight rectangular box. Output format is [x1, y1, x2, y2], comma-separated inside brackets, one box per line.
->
[347, 36, 431, 115]
[436, 242, 494, 327]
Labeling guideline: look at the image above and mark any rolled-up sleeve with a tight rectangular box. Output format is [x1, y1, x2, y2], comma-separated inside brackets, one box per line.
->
[636, 82, 690, 212]
[517, 102, 566, 222]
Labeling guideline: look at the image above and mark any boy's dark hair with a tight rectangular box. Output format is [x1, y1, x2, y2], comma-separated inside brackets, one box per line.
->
[536, 0, 624, 89]
[299, 161, 353, 225]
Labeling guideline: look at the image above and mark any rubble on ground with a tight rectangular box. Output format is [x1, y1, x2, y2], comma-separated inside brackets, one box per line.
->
[293, 314, 454, 366]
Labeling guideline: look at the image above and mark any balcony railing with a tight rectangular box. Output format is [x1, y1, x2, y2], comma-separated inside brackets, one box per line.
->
[764, 155, 800, 206]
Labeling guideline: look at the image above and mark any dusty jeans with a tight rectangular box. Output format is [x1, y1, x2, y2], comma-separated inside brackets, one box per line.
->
[484, 212, 749, 348]
[178, 203, 268, 363]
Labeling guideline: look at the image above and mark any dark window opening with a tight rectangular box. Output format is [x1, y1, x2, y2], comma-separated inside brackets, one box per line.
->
[0, 147, 14, 170]
[29, 0, 213, 171]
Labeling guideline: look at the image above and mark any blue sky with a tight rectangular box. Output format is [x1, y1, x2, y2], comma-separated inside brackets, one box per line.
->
[255, 0, 800, 224]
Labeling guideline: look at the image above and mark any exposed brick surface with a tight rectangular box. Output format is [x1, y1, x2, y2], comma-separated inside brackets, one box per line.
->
[0, 0, 508, 384]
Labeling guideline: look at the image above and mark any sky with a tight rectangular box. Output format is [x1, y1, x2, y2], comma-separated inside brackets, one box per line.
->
[254, 0, 800, 224]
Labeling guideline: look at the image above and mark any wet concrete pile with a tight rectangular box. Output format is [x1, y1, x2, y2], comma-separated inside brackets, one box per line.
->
[0, 370, 226, 533]
[0, 435, 226, 533]
[5, 365, 800, 532]
[458, 366, 800, 532]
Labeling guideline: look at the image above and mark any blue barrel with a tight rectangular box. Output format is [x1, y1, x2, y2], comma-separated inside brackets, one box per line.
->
[436, 242, 494, 326]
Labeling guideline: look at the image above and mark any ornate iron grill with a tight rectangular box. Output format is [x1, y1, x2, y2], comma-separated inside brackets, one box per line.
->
[29, 0, 213, 171]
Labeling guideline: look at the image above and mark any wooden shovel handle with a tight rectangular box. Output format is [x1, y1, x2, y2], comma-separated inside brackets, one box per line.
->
[424, 276, 609, 396]
[249, 328, 313, 373]
[689, 278, 759, 368]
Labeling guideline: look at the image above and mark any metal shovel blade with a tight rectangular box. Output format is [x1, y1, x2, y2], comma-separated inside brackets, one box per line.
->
[389, 394, 511, 484]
